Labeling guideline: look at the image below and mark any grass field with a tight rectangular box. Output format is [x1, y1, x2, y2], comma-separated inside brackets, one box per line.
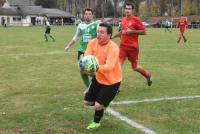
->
[0, 26, 200, 134]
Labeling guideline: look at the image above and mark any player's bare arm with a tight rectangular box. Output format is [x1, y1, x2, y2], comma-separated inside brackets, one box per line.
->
[64, 26, 80, 52]
[112, 32, 121, 39]
[123, 29, 146, 35]
[64, 40, 76, 52]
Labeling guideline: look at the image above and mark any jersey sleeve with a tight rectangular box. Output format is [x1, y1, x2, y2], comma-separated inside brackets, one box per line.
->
[72, 24, 81, 42]
[46, 21, 50, 26]
[135, 18, 145, 30]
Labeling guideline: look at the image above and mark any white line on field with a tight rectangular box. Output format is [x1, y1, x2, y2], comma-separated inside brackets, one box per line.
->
[112, 95, 200, 105]
[106, 108, 156, 134]
[0, 51, 76, 57]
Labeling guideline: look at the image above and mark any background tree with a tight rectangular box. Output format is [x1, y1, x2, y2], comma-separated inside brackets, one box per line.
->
[34, 0, 58, 8]
[113, 0, 118, 17]
[32, 0, 200, 18]
[183, 0, 191, 16]
[106, 0, 115, 17]
[196, 0, 200, 15]
[0, 0, 5, 6]
[139, 1, 148, 18]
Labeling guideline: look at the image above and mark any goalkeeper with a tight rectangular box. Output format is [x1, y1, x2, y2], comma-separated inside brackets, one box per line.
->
[83, 23, 122, 130]
[64, 8, 100, 88]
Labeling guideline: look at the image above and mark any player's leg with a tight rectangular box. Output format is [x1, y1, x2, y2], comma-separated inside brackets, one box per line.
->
[78, 51, 90, 88]
[49, 34, 55, 42]
[177, 32, 182, 43]
[183, 35, 187, 42]
[167, 27, 171, 32]
[181, 30, 187, 42]
[134, 65, 152, 86]
[119, 45, 128, 65]
[84, 78, 102, 130]
[168, 26, 172, 32]
[84, 78, 101, 107]
[44, 28, 49, 42]
[81, 73, 90, 87]
[44, 33, 48, 42]
[87, 81, 121, 130]
[47, 28, 55, 42]
[128, 48, 152, 86]
[49, 30, 55, 42]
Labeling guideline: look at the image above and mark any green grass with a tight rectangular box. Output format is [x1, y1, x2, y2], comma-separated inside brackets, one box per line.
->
[0, 26, 200, 134]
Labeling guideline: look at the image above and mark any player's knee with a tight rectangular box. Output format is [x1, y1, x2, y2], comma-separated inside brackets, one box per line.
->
[95, 102, 104, 110]
[133, 66, 139, 71]
[133, 67, 137, 71]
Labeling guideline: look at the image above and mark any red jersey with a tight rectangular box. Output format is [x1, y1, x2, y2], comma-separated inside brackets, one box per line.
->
[121, 16, 145, 48]
[178, 18, 187, 30]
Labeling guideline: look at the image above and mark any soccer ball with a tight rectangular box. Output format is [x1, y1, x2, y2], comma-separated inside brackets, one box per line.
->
[79, 55, 99, 74]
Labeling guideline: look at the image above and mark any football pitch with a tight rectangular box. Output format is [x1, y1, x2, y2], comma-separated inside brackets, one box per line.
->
[0, 26, 200, 134]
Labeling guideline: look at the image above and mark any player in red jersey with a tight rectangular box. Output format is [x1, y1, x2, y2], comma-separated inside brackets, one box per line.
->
[177, 16, 188, 43]
[112, 2, 152, 86]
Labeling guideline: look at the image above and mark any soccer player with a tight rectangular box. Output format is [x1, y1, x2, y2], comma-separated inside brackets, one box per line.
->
[112, 2, 152, 86]
[44, 16, 55, 42]
[164, 19, 171, 32]
[177, 16, 188, 43]
[64, 8, 99, 88]
[83, 23, 122, 130]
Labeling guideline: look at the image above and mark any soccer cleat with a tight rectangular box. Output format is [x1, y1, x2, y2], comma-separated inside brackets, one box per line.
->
[146, 75, 152, 86]
[87, 122, 101, 130]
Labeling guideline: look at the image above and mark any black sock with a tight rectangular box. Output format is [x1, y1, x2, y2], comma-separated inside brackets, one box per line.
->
[49, 35, 55, 41]
[94, 109, 104, 123]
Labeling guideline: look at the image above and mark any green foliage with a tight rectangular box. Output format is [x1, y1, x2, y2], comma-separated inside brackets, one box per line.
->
[34, 0, 58, 8]
[183, 0, 197, 16]
[151, 1, 160, 16]
[183, 0, 191, 16]
[105, 0, 115, 17]
[0, 0, 5, 6]
[190, 1, 196, 15]
[139, 2, 148, 18]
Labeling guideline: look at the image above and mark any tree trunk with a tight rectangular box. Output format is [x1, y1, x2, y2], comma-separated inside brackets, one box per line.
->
[179, 0, 182, 16]
[197, 0, 200, 15]
[146, 0, 152, 17]
[114, 0, 118, 18]
[75, 0, 81, 18]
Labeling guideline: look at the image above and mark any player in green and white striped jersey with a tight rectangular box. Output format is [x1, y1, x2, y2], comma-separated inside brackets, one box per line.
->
[64, 8, 100, 88]
[44, 16, 55, 42]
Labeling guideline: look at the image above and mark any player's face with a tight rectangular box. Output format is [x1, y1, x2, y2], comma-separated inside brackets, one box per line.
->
[97, 26, 110, 45]
[125, 5, 133, 17]
[84, 11, 93, 23]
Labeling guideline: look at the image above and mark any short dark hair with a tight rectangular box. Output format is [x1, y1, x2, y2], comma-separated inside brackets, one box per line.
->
[99, 23, 113, 37]
[124, 2, 134, 9]
[84, 8, 93, 14]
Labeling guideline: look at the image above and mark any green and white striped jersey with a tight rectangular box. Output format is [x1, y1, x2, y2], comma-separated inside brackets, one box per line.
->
[72, 20, 100, 53]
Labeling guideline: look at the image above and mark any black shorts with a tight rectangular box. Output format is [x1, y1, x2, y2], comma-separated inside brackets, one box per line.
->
[45, 26, 51, 34]
[84, 77, 121, 107]
[77, 51, 84, 61]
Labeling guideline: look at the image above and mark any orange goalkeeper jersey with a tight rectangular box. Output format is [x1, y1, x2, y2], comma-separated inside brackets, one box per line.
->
[85, 38, 122, 85]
